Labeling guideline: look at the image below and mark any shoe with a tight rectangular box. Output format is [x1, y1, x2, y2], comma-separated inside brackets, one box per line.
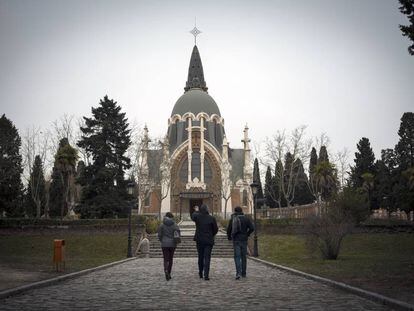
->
[167, 272, 171, 280]
[204, 277, 210, 281]
[235, 275, 241, 280]
[241, 275, 246, 278]
[199, 272, 203, 279]
[165, 272, 169, 281]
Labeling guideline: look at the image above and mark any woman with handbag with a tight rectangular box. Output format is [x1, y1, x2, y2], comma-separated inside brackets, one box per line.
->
[157, 212, 181, 280]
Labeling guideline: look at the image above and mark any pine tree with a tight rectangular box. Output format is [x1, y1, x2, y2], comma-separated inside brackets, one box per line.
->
[399, 0, 414, 55]
[350, 137, 376, 189]
[394, 112, 414, 212]
[253, 158, 264, 208]
[77, 96, 132, 218]
[0, 114, 24, 217]
[264, 166, 276, 208]
[395, 112, 414, 169]
[26, 155, 46, 218]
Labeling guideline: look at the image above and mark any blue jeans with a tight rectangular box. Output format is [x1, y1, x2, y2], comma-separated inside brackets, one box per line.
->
[233, 240, 247, 276]
[196, 243, 213, 278]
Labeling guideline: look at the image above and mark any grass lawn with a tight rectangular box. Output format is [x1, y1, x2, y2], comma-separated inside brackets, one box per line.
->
[259, 233, 414, 305]
[0, 232, 128, 290]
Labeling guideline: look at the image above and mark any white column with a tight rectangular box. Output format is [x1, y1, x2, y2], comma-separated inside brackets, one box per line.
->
[200, 117, 205, 183]
[187, 117, 192, 183]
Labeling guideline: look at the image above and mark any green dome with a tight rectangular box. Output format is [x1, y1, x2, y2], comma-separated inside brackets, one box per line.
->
[171, 89, 221, 117]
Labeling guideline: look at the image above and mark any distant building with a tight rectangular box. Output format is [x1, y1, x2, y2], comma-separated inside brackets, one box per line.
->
[139, 44, 253, 218]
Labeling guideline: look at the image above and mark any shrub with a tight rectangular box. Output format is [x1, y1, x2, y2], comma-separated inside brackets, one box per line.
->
[145, 218, 160, 234]
[303, 194, 356, 260]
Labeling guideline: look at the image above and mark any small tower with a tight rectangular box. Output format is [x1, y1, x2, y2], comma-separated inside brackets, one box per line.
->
[242, 124, 252, 182]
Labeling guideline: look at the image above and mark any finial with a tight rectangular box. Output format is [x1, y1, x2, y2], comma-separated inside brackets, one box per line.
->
[190, 17, 202, 45]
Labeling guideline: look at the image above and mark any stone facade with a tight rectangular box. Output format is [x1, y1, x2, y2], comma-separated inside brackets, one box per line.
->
[138, 45, 253, 218]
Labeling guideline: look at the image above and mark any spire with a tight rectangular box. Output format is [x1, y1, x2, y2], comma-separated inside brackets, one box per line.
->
[184, 45, 208, 92]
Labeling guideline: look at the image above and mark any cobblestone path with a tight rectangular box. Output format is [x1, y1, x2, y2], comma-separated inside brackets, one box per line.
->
[1, 258, 393, 310]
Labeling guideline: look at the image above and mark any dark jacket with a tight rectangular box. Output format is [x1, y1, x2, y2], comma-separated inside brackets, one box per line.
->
[191, 205, 218, 245]
[226, 212, 254, 241]
[157, 216, 180, 248]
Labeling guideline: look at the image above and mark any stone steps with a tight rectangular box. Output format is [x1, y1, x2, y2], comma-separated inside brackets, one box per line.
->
[149, 227, 234, 258]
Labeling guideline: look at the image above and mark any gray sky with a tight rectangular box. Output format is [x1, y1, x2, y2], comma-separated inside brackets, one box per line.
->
[1, 0, 413, 164]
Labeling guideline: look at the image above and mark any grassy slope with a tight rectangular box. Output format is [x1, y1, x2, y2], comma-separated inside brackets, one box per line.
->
[0, 233, 127, 273]
[259, 233, 414, 304]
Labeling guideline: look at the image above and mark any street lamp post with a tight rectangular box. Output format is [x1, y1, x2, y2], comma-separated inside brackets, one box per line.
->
[250, 182, 259, 257]
[126, 181, 135, 258]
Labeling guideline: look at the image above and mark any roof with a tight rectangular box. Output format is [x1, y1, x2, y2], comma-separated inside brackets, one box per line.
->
[184, 45, 208, 92]
[171, 89, 221, 117]
[229, 148, 244, 180]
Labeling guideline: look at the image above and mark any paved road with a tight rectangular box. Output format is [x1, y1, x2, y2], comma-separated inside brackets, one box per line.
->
[1, 258, 393, 311]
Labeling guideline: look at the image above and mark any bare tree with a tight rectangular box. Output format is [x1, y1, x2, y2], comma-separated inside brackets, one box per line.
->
[21, 127, 50, 218]
[221, 161, 238, 219]
[152, 136, 171, 220]
[334, 148, 350, 189]
[264, 126, 312, 207]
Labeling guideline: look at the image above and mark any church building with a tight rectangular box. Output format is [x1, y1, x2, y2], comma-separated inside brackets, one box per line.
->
[139, 40, 253, 218]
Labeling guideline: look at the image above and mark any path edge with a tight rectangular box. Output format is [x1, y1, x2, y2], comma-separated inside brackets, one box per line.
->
[248, 256, 414, 311]
[0, 257, 137, 300]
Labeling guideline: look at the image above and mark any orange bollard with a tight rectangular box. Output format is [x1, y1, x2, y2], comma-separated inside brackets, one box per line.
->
[53, 239, 65, 272]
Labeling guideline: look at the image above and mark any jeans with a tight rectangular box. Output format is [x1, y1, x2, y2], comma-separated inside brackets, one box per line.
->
[162, 247, 176, 274]
[196, 243, 213, 277]
[233, 240, 248, 276]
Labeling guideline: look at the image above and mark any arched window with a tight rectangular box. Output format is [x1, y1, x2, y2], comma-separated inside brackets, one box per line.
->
[179, 153, 213, 183]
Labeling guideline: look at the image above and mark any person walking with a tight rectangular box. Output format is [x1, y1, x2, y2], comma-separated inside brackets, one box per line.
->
[157, 212, 181, 281]
[227, 206, 255, 279]
[191, 204, 218, 280]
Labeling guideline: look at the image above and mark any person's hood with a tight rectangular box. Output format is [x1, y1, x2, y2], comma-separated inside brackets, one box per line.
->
[163, 217, 175, 226]
[199, 204, 209, 214]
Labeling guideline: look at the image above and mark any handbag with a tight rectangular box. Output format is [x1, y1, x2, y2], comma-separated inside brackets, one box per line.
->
[173, 229, 181, 244]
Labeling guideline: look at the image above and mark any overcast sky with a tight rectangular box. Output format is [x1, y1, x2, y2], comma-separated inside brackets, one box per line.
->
[1, 0, 413, 165]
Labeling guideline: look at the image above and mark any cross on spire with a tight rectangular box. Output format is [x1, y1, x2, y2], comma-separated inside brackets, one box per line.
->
[189, 18, 202, 45]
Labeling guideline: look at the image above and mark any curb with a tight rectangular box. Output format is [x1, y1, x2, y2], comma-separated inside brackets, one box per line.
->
[248, 256, 414, 311]
[0, 257, 137, 300]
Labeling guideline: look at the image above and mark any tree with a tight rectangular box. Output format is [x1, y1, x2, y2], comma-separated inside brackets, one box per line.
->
[393, 113, 414, 212]
[273, 159, 285, 207]
[152, 137, 171, 220]
[314, 161, 337, 201]
[55, 142, 78, 219]
[308, 147, 318, 200]
[395, 112, 414, 169]
[0, 114, 24, 217]
[292, 159, 314, 205]
[264, 166, 276, 208]
[399, 0, 414, 55]
[361, 172, 375, 210]
[77, 96, 132, 218]
[253, 158, 264, 208]
[334, 148, 350, 189]
[374, 151, 395, 210]
[26, 155, 46, 218]
[318, 145, 329, 164]
[349, 137, 376, 189]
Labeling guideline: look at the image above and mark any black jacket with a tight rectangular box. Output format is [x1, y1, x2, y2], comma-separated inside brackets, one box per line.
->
[191, 206, 218, 245]
[226, 212, 255, 241]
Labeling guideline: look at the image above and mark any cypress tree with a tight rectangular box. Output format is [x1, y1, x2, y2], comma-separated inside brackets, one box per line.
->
[0, 114, 24, 217]
[253, 158, 264, 208]
[77, 96, 132, 218]
[26, 155, 46, 218]
[49, 138, 68, 218]
[308, 147, 318, 200]
[274, 159, 285, 207]
[318, 146, 329, 164]
[264, 166, 276, 208]
[292, 159, 314, 205]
